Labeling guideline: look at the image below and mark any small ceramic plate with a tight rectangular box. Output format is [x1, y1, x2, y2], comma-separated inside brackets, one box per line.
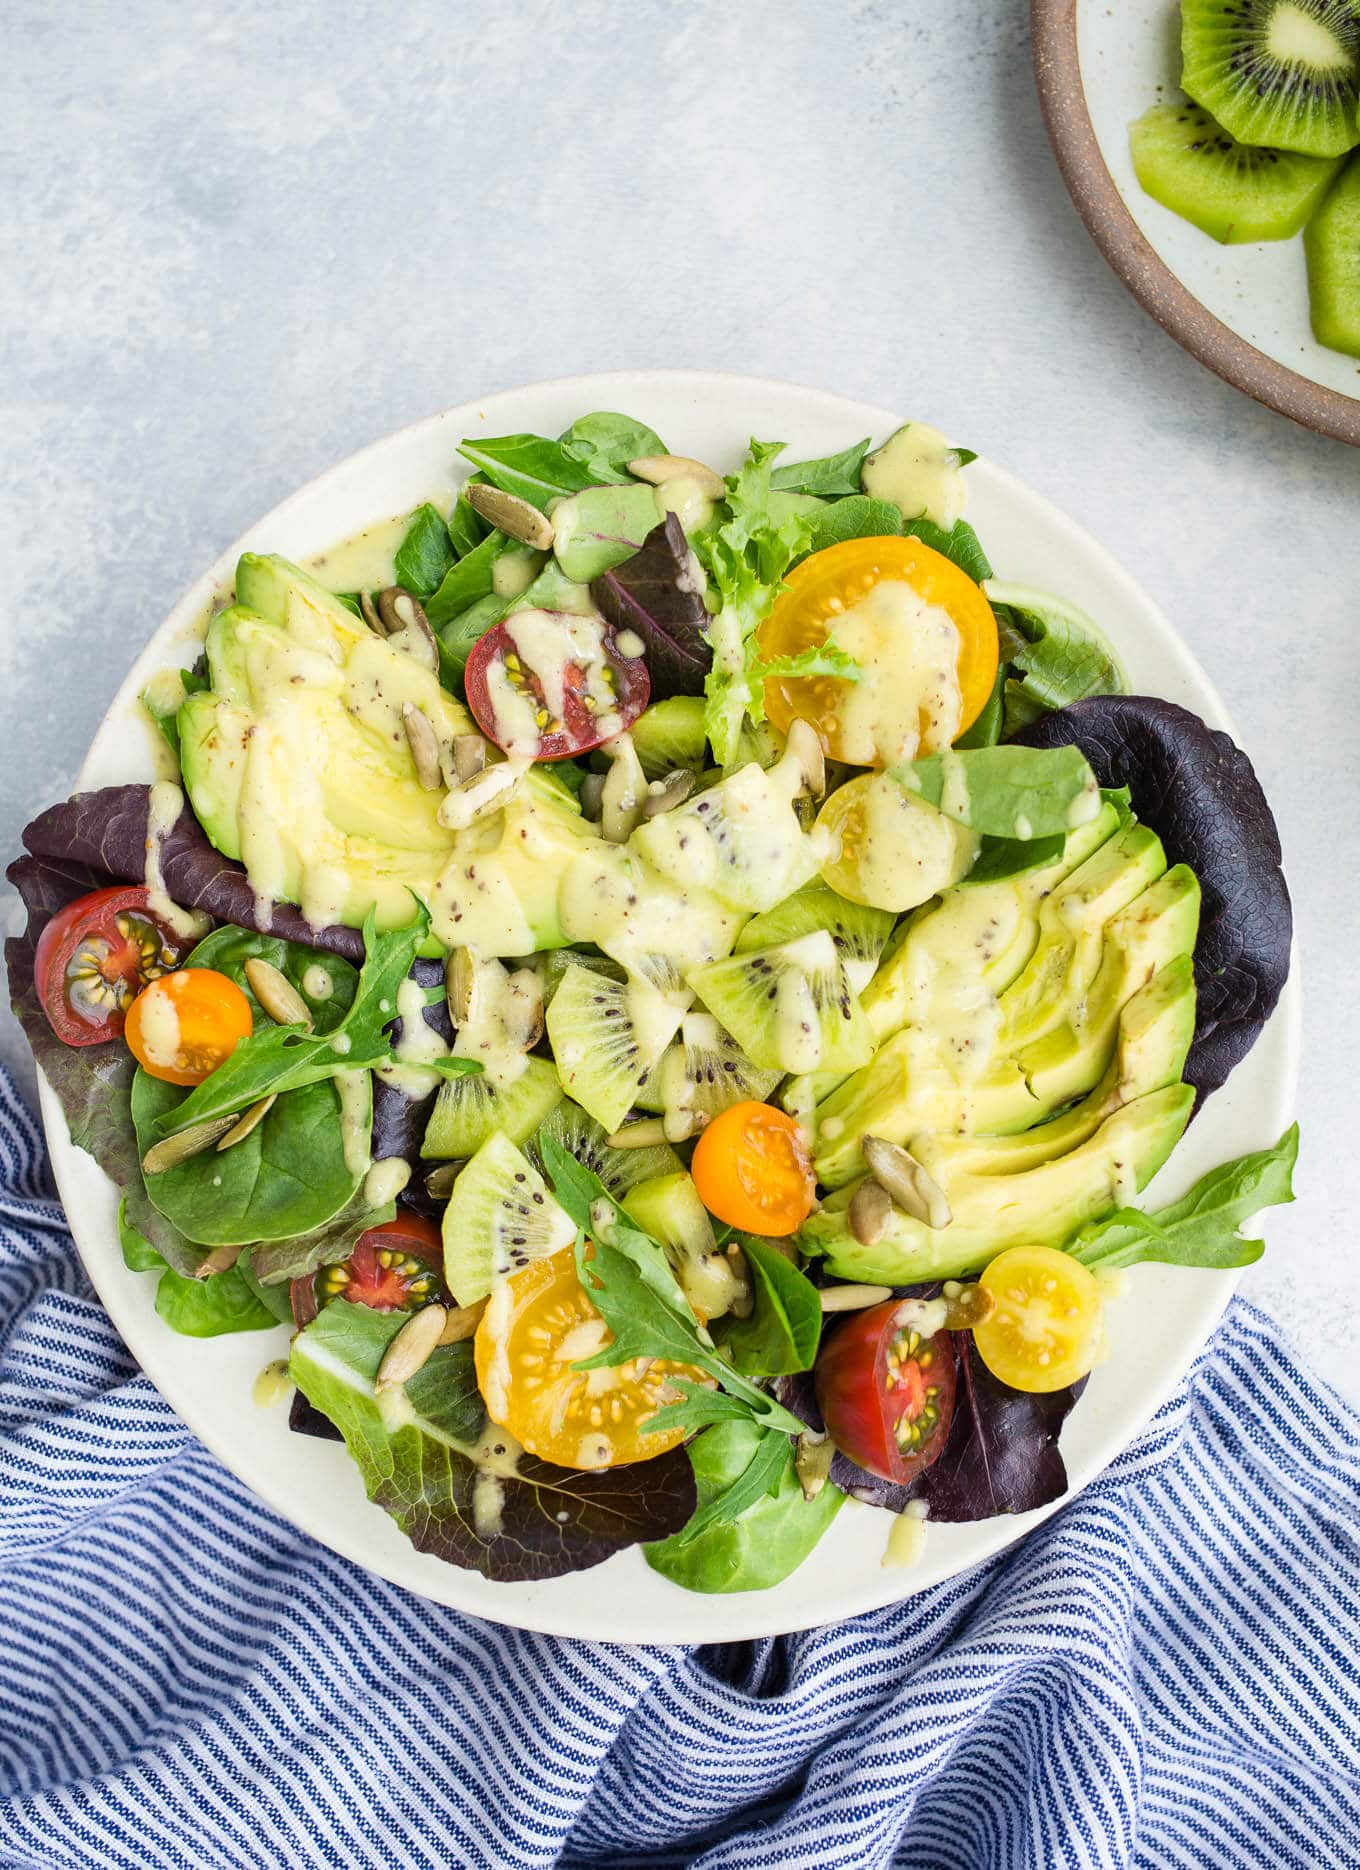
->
[1033, 0, 1360, 445]
[38, 370, 1299, 1640]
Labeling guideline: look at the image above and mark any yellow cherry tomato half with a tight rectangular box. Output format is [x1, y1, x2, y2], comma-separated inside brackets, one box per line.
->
[816, 771, 979, 912]
[473, 1246, 702, 1469]
[124, 967, 254, 1086]
[690, 1100, 817, 1238]
[757, 535, 999, 766]
[972, 1245, 1103, 1393]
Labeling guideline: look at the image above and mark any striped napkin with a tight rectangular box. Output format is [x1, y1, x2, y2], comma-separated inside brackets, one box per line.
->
[1, 1065, 1357, 1870]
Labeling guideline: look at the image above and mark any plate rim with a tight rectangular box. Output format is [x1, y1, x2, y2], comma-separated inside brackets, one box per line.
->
[32, 366, 1301, 1639]
[1031, 0, 1360, 448]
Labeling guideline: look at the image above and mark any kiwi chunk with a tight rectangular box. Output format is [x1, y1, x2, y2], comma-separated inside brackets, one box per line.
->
[735, 883, 896, 994]
[690, 931, 874, 1076]
[622, 1171, 746, 1321]
[1181, 0, 1360, 159]
[440, 1131, 576, 1306]
[657, 1012, 781, 1123]
[629, 696, 707, 778]
[530, 1099, 682, 1194]
[1130, 101, 1343, 238]
[421, 1054, 563, 1160]
[1306, 151, 1360, 352]
[544, 966, 683, 1132]
[540, 948, 627, 1005]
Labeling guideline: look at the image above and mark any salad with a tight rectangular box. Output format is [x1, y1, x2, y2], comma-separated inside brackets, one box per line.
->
[5, 406, 1298, 1595]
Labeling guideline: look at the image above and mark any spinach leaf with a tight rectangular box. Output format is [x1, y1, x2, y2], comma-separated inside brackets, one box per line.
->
[645, 1420, 844, 1592]
[959, 831, 1067, 887]
[955, 666, 1005, 750]
[559, 411, 666, 480]
[591, 514, 713, 698]
[986, 582, 1127, 718]
[801, 495, 903, 556]
[118, 1202, 277, 1337]
[393, 503, 457, 600]
[426, 529, 513, 628]
[437, 590, 507, 678]
[717, 1235, 822, 1376]
[290, 1300, 696, 1580]
[237, 1252, 296, 1322]
[770, 438, 871, 496]
[457, 434, 601, 511]
[447, 491, 488, 559]
[903, 515, 993, 583]
[1068, 1124, 1298, 1272]
[665, 1421, 789, 1548]
[897, 744, 1098, 838]
[552, 483, 662, 581]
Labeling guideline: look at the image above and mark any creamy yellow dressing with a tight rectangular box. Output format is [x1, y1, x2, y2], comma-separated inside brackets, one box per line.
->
[143, 780, 212, 943]
[862, 422, 968, 530]
[452, 958, 539, 1091]
[252, 1360, 293, 1408]
[821, 774, 978, 914]
[137, 986, 182, 1072]
[302, 514, 412, 593]
[490, 548, 544, 600]
[334, 1068, 373, 1179]
[883, 1499, 930, 1569]
[363, 1155, 412, 1207]
[825, 581, 963, 766]
[656, 475, 716, 535]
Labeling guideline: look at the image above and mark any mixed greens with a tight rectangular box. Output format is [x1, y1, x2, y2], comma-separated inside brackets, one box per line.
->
[5, 405, 1297, 1593]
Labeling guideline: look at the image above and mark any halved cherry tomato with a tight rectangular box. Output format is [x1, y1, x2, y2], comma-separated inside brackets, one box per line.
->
[973, 1245, 1102, 1393]
[757, 535, 999, 765]
[290, 1212, 445, 1329]
[464, 615, 649, 760]
[33, 886, 193, 1047]
[814, 1298, 957, 1484]
[124, 967, 254, 1086]
[690, 1100, 816, 1238]
[473, 1244, 701, 1468]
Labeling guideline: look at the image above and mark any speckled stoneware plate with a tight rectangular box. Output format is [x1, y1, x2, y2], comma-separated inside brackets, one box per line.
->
[38, 370, 1299, 1641]
[1033, 0, 1360, 445]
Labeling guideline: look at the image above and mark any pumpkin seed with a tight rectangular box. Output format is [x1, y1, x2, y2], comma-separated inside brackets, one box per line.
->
[194, 1241, 245, 1279]
[451, 733, 488, 783]
[862, 1135, 952, 1229]
[465, 482, 555, 550]
[795, 1430, 835, 1501]
[446, 948, 478, 1027]
[661, 1106, 710, 1144]
[605, 1117, 671, 1149]
[578, 772, 606, 820]
[819, 1282, 895, 1313]
[378, 587, 439, 670]
[402, 701, 443, 791]
[848, 1176, 893, 1247]
[642, 768, 696, 819]
[244, 957, 313, 1031]
[141, 1114, 241, 1175]
[216, 1093, 278, 1151]
[375, 1303, 449, 1390]
[783, 718, 826, 800]
[438, 1299, 487, 1345]
[359, 589, 383, 633]
[424, 1161, 464, 1200]
[438, 759, 526, 829]
[627, 454, 727, 500]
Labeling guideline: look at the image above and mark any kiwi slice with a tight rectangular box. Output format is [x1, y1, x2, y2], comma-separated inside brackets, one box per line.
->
[440, 1131, 576, 1306]
[1129, 102, 1343, 240]
[1181, 0, 1360, 159]
[1306, 151, 1360, 352]
[530, 1099, 682, 1194]
[421, 1054, 563, 1160]
[622, 1171, 745, 1321]
[544, 965, 684, 1132]
[629, 696, 707, 778]
[540, 948, 627, 1005]
[657, 1012, 781, 1122]
[735, 883, 896, 994]
[690, 931, 875, 1075]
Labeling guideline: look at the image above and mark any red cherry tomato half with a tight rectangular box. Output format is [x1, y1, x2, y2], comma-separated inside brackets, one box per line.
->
[463, 617, 649, 760]
[290, 1211, 445, 1328]
[814, 1299, 957, 1484]
[33, 886, 194, 1047]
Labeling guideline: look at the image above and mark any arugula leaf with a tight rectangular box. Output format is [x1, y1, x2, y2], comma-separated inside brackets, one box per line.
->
[644, 1420, 844, 1591]
[716, 1235, 822, 1377]
[559, 411, 666, 480]
[986, 582, 1128, 719]
[800, 495, 904, 556]
[1068, 1124, 1298, 1272]
[903, 515, 994, 583]
[150, 905, 479, 1140]
[118, 1202, 277, 1337]
[457, 433, 601, 511]
[539, 1134, 697, 1326]
[665, 1422, 789, 1548]
[425, 529, 513, 628]
[959, 831, 1067, 887]
[393, 503, 457, 600]
[897, 744, 1098, 838]
[637, 1379, 763, 1438]
[770, 438, 871, 496]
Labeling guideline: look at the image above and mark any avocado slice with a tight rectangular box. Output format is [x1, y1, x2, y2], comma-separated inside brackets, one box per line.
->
[234, 551, 363, 636]
[430, 786, 597, 955]
[802, 1081, 1195, 1285]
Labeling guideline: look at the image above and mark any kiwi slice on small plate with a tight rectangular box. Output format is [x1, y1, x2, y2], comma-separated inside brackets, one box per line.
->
[1181, 0, 1360, 159]
[440, 1131, 576, 1307]
[734, 883, 896, 994]
[421, 1054, 563, 1161]
[657, 1011, 782, 1122]
[1129, 102, 1343, 240]
[1306, 151, 1360, 353]
[530, 1099, 682, 1195]
[544, 966, 684, 1133]
[690, 931, 875, 1076]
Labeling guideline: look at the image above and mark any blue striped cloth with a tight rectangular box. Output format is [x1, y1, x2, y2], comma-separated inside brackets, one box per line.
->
[1, 1065, 1357, 1870]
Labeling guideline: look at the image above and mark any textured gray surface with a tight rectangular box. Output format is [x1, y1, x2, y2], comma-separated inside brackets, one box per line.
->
[3, 0, 1357, 1396]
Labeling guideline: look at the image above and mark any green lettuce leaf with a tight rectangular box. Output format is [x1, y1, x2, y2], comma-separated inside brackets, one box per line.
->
[394, 503, 457, 600]
[559, 411, 667, 480]
[986, 582, 1128, 726]
[118, 1202, 277, 1337]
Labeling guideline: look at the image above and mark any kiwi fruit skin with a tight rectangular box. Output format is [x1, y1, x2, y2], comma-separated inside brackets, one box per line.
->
[530, 1098, 682, 1196]
[629, 696, 707, 778]
[1306, 150, 1360, 352]
[1181, 0, 1360, 160]
[421, 1054, 563, 1160]
[1130, 101, 1344, 239]
[440, 1131, 575, 1306]
[735, 883, 895, 994]
[544, 965, 682, 1133]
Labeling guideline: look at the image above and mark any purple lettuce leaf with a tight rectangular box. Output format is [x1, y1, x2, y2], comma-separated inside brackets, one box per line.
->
[1016, 696, 1292, 1102]
[372, 957, 452, 1219]
[591, 512, 712, 698]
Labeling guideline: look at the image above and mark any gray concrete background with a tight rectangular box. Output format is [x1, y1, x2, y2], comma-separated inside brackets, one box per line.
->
[3, 2, 1357, 1397]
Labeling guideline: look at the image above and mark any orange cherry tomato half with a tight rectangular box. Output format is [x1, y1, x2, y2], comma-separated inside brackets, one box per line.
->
[757, 535, 999, 765]
[124, 967, 254, 1086]
[690, 1100, 816, 1238]
[814, 1298, 957, 1484]
[290, 1212, 445, 1328]
[473, 1245, 701, 1469]
[33, 886, 193, 1047]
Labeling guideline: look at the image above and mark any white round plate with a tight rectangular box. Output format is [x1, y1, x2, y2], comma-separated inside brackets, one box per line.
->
[38, 370, 1299, 1641]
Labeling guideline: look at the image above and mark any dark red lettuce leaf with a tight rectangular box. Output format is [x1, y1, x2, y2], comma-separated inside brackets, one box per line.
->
[1016, 696, 1291, 1101]
[372, 957, 453, 1217]
[591, 512, 712, 698]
